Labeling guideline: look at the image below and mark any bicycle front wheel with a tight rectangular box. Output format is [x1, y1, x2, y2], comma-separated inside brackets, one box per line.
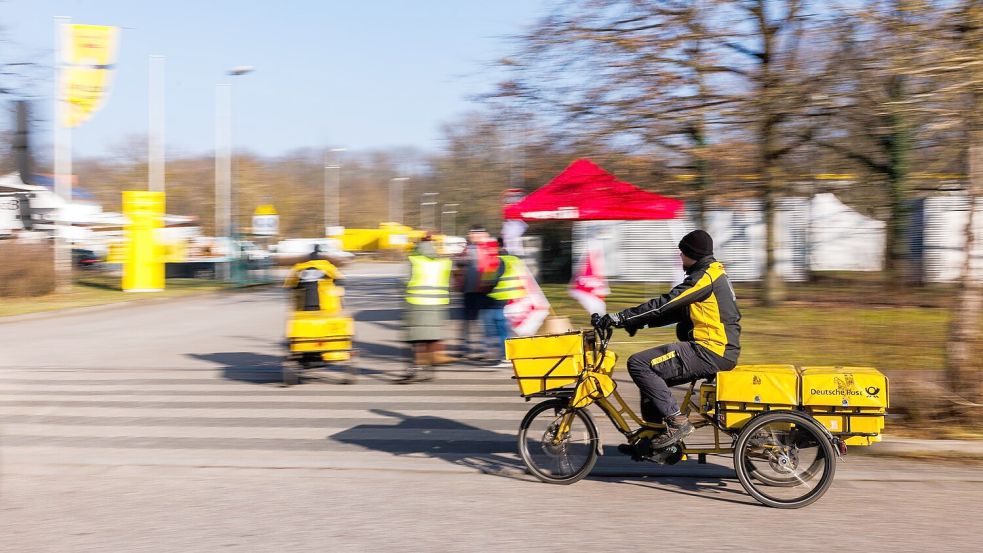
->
[518, 399, 598, 485]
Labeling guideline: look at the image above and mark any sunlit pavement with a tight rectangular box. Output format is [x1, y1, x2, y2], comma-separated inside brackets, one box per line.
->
[1, 262, 980, 552]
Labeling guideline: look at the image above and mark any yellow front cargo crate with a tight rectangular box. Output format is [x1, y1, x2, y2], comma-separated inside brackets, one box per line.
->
[715, 365, 800, 429]
[801, 366, 888, 445]
[506, 332, 586, 396]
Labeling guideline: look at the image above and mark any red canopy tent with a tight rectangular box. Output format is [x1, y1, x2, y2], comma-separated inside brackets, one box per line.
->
[503, 159, 684, 221]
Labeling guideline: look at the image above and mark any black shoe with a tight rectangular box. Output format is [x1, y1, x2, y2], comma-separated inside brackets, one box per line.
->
[618, 437, 654, 461]
[650, 415, 694, 449]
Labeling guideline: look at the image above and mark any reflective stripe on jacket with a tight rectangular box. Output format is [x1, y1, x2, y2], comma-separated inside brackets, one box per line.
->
[488, 255, 526, 301]
[617, 257, 741, 365]
[406, 255, 452, 306]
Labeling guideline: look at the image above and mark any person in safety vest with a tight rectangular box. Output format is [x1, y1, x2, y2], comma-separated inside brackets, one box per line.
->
[284, 245, 345, 314]
[399, 234, 453, 382]
[482, 237, 527, 368]
[454, 224, 497, 360]
[595, 230, 741, 450]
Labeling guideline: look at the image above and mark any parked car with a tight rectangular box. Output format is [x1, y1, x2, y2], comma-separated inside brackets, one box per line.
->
[72, 248, 101, 268]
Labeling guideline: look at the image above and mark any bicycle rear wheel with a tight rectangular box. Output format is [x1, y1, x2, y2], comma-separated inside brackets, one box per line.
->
[734, 411, 836, 509]
[518, 399, 598, 485]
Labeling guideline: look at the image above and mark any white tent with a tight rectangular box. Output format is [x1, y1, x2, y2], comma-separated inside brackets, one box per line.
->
[573, 193, 887, 282]
[808, 193, 885, 272]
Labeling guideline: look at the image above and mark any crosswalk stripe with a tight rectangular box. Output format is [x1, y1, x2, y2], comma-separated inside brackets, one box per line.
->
[0, 406, 535, 419]
[1, 424, 520, 441]
[0, 384, 519, 394]
[0, 415, 522, 431]
[0, 394, 522, 404]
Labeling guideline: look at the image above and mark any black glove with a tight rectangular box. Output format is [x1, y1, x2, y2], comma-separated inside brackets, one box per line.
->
[614, 311, 638, 337]
[594, 314, 617, 331]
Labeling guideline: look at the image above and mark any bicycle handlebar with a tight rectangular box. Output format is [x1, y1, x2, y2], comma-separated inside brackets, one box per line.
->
[590, 318, 613, 368]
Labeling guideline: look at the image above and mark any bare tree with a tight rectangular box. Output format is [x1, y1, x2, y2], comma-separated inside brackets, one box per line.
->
[499, 1, 827, 303]
[942, 0, 983, 409]
[817, 2, 949, 279]
[496, 1, 743, 228]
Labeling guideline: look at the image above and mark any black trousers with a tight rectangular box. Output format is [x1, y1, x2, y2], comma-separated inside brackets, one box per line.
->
[626, 342, 730, 422]
[459, 293, 484, 353]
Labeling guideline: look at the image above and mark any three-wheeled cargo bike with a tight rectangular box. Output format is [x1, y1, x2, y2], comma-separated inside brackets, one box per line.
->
[506, 322, 888, 508]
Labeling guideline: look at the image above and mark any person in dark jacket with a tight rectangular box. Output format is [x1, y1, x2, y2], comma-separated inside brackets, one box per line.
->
[596, 229, 741, 449]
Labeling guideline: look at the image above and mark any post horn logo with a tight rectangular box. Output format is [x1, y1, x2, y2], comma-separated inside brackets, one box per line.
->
[865, 386, 881, 397]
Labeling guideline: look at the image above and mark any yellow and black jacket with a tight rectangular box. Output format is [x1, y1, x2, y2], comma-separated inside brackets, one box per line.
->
[617, 257, 741, 366]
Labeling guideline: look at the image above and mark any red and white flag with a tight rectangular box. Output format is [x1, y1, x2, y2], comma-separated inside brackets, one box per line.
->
[504, 257, 551, 336]
[569, 240, 610, 315]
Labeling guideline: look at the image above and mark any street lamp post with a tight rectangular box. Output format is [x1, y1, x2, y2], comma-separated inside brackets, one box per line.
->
[149, 54, 165, 193]
[390, 177, 408, 224]
[324, 147, 346, 236]
[442, 203, 459, 237]
[214, 66, 253, 281]
[420, 192, 438, 231]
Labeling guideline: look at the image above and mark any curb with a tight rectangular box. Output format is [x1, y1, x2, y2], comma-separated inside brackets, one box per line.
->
[0, 282, 276, 325]
[853, 438, 983, 460]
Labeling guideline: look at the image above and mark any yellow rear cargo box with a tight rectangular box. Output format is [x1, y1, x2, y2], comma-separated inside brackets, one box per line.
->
[800, 366, 888, 445]
[506, 332, 586, 396]
[800, 366, 888, 410]
[715, 365, 799, 429]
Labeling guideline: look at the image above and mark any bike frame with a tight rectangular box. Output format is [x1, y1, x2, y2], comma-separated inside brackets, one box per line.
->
[589, 381, 735, 457]
[550, 328, 737, 459]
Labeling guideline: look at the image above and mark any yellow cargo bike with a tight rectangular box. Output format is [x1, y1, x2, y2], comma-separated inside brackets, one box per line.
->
[506, 322, 888, 509]
[283, 259, 357, 385]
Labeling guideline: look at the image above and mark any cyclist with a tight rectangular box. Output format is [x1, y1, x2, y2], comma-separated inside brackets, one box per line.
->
[595, 229, 741, 449]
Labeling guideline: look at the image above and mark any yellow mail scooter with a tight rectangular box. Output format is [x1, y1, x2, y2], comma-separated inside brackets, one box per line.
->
[283, 258, 357, 385]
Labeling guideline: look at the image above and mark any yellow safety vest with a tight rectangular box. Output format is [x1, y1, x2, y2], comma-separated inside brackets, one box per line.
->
[489, 255, 526, 301]
[406, 255, 452, 306]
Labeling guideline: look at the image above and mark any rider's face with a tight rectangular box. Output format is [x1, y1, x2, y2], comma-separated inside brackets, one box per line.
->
[680, 251, 697, 269]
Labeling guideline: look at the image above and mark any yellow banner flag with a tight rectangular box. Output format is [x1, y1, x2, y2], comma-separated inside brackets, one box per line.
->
[61, 24, 119, 128]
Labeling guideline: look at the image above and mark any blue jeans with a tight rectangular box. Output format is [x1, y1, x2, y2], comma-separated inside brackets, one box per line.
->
[481, 307, 508, 360]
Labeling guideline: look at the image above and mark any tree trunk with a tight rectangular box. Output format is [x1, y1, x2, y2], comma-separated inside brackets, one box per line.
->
[692, 121, 710, 230]
[883, 77, 911, 279]
[944, 5, 983, 411]
[762, 166, 784, 306]
[946, 136, 983, 409]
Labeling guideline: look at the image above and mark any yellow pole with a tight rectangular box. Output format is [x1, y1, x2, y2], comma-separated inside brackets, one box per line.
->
[122, 190, 165, 292]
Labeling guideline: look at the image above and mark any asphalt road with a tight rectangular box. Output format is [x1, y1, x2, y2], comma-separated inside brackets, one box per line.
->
[1, 262, 980, 552]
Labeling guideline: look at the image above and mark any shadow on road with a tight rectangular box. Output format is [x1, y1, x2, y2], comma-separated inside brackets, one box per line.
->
[329, 408, 530, 479]
[330, 409, 748, 504]
[602, 475, 753, 506]
[188, 352, 284, 384]
[353, 340, 407, 363]
[353, 308, 402, 322]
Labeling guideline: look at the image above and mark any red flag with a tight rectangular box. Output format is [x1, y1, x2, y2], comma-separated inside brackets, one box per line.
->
[569, 240, 610, 315]
[504, 257, 551, 336]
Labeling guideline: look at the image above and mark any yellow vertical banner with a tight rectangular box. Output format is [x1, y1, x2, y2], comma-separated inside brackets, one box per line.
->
[122, 191, 165, 292]
[61, 24, 119, 128]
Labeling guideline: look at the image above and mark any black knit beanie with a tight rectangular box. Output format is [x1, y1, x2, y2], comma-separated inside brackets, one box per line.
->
[679, 230, 713, 260]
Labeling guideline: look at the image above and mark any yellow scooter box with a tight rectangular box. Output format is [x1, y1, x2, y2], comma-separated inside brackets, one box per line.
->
[287, 313, 353, 341]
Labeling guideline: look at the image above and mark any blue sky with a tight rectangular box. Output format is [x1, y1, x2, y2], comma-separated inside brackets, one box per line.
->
[2, 0, 547, 158]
